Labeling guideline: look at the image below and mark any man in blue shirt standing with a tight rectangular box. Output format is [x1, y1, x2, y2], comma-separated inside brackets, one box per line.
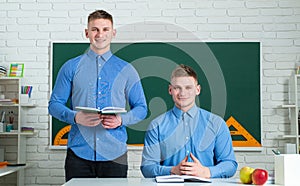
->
[141, 64, 237, 178]
[49, 10, 147, 181]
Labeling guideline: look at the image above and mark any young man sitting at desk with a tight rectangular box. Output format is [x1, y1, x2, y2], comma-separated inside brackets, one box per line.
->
[140, 64, 237, 178]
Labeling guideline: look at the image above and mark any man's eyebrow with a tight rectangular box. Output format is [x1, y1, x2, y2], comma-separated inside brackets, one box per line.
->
[90, 26, 111, 29]
[171, 85, 194, 87]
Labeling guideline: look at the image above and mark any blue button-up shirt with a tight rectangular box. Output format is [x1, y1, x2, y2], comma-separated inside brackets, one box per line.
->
[141, 105, 237, 178]
[49, 49, 147, 161]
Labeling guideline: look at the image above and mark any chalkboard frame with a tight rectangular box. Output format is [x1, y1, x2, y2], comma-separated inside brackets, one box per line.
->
[49, 41, 262, 151]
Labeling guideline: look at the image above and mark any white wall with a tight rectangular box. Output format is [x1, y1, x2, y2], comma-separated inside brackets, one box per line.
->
[1, 0, 300, 185]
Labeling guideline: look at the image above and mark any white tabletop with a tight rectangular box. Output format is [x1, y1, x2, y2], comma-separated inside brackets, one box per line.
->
[62, 178, 280, 186]
[0, 164, 28, 177]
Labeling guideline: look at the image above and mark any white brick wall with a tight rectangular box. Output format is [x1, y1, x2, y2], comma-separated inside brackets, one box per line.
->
[0, 0, 299, 185]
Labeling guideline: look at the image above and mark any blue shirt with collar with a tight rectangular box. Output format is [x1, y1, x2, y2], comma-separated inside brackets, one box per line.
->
[141, 104, 237, 178]
[49, 48, 147, 161]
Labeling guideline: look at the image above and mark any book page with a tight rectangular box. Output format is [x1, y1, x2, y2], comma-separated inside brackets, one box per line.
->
[75, 106, 127, 114]
[155, 175, 211, 183]
[75, 106, 100, 113]
[155, 175, 184, 183]
[101, 107, 127, 114]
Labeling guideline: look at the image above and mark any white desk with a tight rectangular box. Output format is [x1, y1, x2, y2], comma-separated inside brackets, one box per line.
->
[0, 164, 29, 186]
[63, 178, 281, 186]
[0, 164, 28, 177]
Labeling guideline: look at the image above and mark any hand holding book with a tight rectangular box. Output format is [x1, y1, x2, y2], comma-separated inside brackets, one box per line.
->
[74, 106, 125, 128]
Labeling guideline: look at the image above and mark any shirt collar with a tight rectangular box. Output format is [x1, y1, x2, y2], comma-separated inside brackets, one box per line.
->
[87, 48, 113, 62]
[101, 50, 113, 61]
[172, 104, 198, 119]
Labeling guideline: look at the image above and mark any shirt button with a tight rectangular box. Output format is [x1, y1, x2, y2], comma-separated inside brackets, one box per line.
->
[99, 77, 101, 80]
[186, 137, 189, 140]
[99, 92, 101, 94]
[96, 138, 99, 141]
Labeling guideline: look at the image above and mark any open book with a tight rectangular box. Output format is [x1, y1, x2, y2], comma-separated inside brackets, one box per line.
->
[155, 175, 211, 183]
[75, 106, 127, 114]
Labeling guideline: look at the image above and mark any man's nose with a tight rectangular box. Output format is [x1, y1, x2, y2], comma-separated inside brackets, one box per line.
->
[96, 30, 103, 37]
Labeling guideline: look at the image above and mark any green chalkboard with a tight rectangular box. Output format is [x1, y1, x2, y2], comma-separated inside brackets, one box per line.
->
[50, 42, 261, 147]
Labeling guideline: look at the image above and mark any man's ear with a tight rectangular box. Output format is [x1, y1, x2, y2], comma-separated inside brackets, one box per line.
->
[112, 29, 116, 37]
[168, 84, 172, 95]
[196, 84, 201, 95]
[85, 29, 89, 38]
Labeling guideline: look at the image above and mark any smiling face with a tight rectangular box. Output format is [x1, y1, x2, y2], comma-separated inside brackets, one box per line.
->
[85, 18, 116, 55]
[169, 76, 201, 112]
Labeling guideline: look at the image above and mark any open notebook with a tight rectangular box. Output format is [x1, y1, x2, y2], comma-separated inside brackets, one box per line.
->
[155, 175, 211, 183]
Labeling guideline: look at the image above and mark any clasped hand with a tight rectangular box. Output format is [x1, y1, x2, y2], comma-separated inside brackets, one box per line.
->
[171, 152, 211, 178]
[75, 112, 122, 129]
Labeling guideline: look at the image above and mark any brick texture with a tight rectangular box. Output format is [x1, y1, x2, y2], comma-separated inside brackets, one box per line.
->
[1, 0, 300, 185]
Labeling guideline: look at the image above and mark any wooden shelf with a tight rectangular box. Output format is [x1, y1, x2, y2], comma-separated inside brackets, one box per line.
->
[0, 103, 37, 107]
[0, 104, 18, 107]
[281, 104, 296, 108]
[0, 132, 18, 136]
[280, 74, 300, 154]
[20, 132, 36, 136]
[0, 77, 35, 185]
[20, 103, 37, 107]
[0, 164, 29, 177]
[279, 135, 300, 139]
[0, 77, 21, 80]
[0, 132, 36, 136]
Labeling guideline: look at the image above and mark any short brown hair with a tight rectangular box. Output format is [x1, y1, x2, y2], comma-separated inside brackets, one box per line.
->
[171, 64, 198, 83]
[88, 10, 113, 24]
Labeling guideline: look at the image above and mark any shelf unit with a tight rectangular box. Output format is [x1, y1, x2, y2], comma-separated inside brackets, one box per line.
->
[0, 77, 35, 185]
[281, 74, 300, 154]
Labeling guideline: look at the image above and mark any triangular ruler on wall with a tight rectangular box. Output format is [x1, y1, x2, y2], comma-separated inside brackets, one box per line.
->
[226, 116, 261, 147]
[53, 125, 70, 146]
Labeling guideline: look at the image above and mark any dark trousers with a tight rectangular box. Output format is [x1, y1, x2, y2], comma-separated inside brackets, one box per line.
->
[65, 148, 128, 182]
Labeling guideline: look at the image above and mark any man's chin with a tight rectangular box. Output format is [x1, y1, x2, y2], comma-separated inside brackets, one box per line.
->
[92, 43, 104, 49]
[91, 44, 109, 53]
[176, 102, 194, 110]
[176, 103, 187, 109]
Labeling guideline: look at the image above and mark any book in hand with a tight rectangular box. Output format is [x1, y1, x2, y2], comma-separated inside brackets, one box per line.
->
[75, 106, 127, 114]
[155, 175, 211, 183]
